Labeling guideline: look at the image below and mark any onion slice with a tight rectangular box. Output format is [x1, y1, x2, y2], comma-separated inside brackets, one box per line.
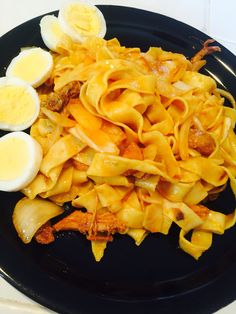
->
[13, 197, 64, 243]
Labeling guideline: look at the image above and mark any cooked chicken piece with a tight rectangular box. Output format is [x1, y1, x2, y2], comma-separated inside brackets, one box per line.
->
[53, 210, 126, 241]
[188, 128, 215, 156]
[191, 39, 221, 64]
[190, 204, 210, 219]
[35, 211, 126, 244]
[35, 222, 55, 244]
[44, 81, 80, 112]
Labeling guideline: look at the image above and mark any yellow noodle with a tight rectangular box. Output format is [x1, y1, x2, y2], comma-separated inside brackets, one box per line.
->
[20, 35, 236, 261]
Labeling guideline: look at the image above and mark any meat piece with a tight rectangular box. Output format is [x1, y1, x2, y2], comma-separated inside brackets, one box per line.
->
[44, 81, 80, 112]
[191, 39, 221, 64]
[35, 222, 55, 244]
[190, 204, 210, 219]
[53, 210, 126, 241]
[188, 128, 215, 156]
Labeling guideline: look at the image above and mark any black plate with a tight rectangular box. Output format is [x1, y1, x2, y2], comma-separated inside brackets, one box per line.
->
[0, 5, 236, 314]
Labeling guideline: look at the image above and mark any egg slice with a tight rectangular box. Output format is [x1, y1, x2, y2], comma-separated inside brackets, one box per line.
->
[58, 1, 107, 43]
[0, 77, 40, 131]
[0, 131, 42, 192]
[40, 15, 68, 52]
[6, 47, 53, 88]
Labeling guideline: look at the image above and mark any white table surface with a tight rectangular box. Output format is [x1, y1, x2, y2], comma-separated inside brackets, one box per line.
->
[0, 1, 235, 313]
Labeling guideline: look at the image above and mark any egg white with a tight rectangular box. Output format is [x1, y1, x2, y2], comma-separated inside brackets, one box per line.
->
[0, 132, 43, 192]
[0, 77, 40, 131]
[40, 15, 66, 52]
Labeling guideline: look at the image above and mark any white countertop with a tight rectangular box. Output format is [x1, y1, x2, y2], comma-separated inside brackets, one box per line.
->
[0, 1, 235, 313]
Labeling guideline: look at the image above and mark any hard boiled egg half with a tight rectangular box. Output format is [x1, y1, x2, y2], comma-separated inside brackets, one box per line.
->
[40, 15, 68, 52]
[0, 77, 40, 131]
[58, 1, 106, 42]
[0, 131, 42, 192]
[6, 47, 53, 88]
[40, 1, 107, 50]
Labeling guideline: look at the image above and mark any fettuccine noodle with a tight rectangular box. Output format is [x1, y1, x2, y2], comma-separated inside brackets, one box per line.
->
[21, 36, 236, 261]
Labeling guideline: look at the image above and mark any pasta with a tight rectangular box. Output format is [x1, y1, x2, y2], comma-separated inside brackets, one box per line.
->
[17, 35, 236, 262]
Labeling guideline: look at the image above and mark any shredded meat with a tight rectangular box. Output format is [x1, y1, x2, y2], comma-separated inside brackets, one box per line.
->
[35, 222, 55, 244]
[35, 211, 126, 244]
[188, 128, 215, 156]
[54, 211, 126, 241]
[44, 81, 80, 112]
[191, 39, 221, 64]
[190, 204, 210, 219]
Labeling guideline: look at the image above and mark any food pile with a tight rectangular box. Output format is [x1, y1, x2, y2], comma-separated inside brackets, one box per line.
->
[0, 1, 235, 262]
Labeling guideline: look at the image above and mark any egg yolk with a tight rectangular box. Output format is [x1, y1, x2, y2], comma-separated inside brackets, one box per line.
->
[51, 20, 65, 38]
[0, 85, 36, 125]
[0, 137, 30, 180]
[66, 4, 101, 35]
[9, 50, 50, 82]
